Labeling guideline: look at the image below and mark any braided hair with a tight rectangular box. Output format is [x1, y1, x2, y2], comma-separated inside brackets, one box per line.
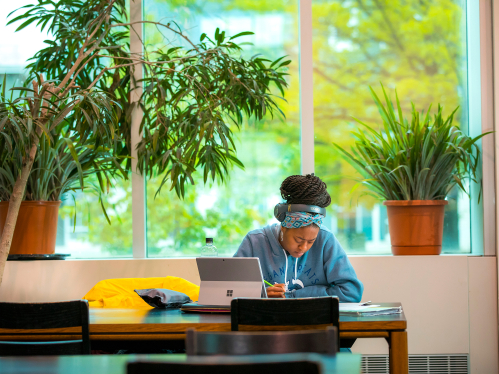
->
[280, 174, 331, 208]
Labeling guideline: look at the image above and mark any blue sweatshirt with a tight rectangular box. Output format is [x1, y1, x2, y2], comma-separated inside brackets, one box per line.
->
[233, 223, 363, 302]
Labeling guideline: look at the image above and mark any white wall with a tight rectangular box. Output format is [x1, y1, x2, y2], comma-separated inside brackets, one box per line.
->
[0, 256, 497, 372]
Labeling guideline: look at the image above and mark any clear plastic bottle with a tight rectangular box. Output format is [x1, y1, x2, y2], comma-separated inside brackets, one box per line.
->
[200, 237, 218, 257]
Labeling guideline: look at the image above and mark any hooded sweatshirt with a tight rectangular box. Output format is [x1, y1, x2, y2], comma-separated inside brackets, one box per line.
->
[233, 223, 363, 302]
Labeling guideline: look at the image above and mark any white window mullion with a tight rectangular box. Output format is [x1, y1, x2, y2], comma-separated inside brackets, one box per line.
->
[130, 0, 146, 258]
[479, 0, 495, 256]
[299, 0, 314, 175]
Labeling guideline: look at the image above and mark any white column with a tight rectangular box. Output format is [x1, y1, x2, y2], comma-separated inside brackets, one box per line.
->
[299, 0, 314, 175]
[130, 0, 146, 258]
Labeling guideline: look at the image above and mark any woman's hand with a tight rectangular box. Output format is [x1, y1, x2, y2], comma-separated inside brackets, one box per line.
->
[266, 283, 286, 298]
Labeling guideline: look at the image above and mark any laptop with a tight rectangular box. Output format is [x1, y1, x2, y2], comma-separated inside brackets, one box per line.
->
[181, 257, 267, 313]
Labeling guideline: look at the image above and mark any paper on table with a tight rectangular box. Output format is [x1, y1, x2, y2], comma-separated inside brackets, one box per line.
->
[339, 303, 402, 316]
[339, 303, 381, 311]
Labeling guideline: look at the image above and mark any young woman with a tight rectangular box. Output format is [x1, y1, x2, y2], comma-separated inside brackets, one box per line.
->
[234, 174, 363, 301]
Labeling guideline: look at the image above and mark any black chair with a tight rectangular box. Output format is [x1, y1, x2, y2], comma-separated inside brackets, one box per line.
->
[186, 327, 337, 356]
[127, 360, 322, 374]
[0, 300, 90, 356]
[231, 296, 339, 349]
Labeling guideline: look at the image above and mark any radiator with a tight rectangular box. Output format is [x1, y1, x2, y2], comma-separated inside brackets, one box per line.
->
[361, 355, 469, 374]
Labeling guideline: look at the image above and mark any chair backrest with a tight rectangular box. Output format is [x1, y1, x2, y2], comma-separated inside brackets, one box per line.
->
[0, 300, 90, 356]
[186, 327, 337, 356]
[231, 297, 339, 331]
[127, 360, 322, 374]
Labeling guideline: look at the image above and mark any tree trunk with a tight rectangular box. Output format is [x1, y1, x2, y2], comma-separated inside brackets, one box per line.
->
[0, 139, 40, 286]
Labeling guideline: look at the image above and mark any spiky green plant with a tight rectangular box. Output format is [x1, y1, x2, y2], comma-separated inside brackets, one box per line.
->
[0, 75, 126, 216]
[334, 84, 490, 201]
[0, 78, 125, 206]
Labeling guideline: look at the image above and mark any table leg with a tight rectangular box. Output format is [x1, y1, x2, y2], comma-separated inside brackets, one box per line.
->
[389, 330, 408, 374]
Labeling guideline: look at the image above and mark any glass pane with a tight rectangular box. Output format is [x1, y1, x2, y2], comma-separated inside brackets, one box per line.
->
[144, 0, 300, 257]
[313, 0, 469, 254]
[56, 176, 133, 258]
[0, 0, 50, 93]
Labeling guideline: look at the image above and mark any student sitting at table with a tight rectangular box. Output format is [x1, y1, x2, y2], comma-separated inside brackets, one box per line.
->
[234, 174, 363, 301]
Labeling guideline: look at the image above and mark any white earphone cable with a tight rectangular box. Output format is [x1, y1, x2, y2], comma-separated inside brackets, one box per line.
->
[279, 226, 299, 291]
[282, 247, 288, 289]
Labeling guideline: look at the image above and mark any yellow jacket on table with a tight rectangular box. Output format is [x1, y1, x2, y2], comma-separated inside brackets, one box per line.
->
[83, 276, 199, 308]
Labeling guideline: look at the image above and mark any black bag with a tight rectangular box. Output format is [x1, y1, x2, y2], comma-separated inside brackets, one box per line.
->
[134, 288, 192, 309]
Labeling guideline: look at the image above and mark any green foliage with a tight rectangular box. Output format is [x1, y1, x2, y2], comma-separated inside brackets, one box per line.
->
[60, 127, 293, 256]
[311, 0, 468, 208]
[137, 29, 290, 198]
[334, 84, 488, 201]
[11, 0, 132, 167]
[0, 74, 126, 206]
[54, 0, 475, 255]
[8, 0, 290, 201]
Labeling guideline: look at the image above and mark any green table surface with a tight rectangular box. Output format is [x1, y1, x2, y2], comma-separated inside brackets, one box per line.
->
[0, 353, 362, 374]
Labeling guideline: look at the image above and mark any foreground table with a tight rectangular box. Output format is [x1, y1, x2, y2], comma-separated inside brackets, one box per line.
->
[0, 353, 361, 374]
[0, 302, 407, 374]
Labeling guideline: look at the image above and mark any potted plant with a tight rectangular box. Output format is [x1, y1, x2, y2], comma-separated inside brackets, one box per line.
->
[335, 84, 488, 255]
[0, 76, 126, 257]
[0, 0, 290, 284]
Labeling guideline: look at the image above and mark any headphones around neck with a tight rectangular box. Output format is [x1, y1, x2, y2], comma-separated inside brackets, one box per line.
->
[273, 203, 327, 222]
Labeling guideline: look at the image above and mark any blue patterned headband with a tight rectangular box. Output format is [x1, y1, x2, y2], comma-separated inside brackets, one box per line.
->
[281, 211, 324, 229]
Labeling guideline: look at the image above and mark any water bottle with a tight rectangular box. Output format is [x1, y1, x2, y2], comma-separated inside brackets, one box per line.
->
[200, 238, 218, 257]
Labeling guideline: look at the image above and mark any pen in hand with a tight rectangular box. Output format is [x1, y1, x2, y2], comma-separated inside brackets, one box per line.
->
[264, 280, 285, 298]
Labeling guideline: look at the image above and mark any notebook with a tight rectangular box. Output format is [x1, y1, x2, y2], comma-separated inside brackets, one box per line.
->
[339, 303, 403, 316]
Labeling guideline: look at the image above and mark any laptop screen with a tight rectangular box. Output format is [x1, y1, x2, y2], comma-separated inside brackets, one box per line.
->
[196, 257, 265, 282]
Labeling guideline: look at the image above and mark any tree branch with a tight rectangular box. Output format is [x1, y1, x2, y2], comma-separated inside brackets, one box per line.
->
[57, 2, 115, 92]
[110, 20, 200, 52]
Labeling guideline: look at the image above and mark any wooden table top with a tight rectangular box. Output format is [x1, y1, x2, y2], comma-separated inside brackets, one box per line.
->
[89, 302, 407, 332]
[0, 353, 362, 374]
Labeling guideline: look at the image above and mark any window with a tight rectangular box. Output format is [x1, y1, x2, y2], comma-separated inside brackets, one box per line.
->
[143, 0, 300, 257]
[141, 0, 477, 257]
[0, 0, 487, 258]
[0, 0, 133, 258]
[312, 0, 472, 254]
[56, 179, 133, 258]
[0, 0, 47, 93]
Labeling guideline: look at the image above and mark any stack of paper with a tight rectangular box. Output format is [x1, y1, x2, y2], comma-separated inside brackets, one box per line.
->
[339, 303, 402, 316]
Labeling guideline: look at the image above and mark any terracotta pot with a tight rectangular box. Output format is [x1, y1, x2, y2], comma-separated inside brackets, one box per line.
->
[383, 200, 448, 255]
[0, 201, 61, 255]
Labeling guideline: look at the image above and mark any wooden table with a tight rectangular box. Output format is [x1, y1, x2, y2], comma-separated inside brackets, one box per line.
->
[0, 302, 407, 374]
[0, 353, 362, 374]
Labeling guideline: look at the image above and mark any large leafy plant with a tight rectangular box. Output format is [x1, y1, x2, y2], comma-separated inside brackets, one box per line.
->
[0, 0, 290, 286]
[13, 0, 289, 198]
[334, 85, 488, 201]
